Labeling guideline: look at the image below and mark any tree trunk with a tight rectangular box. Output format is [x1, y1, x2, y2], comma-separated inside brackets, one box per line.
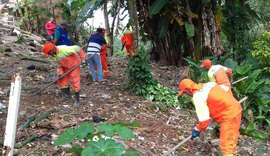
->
[127, 0, 139, 52]
[193, 7, 203, 60]
[103, 0, 113, 55]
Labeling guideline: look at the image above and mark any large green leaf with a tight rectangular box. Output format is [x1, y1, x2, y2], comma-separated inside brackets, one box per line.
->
[114, 125, 135, 141]
[74, 122, 95, 139]
[248, 69, 262, 81]
[98, 123, 115, 137]
[235, 63, 252, 75]
[82, 138, 125, 156]
[185, 22, 195, 37]
[158, 14, 170, 38]
[54, 128, 77, 146]
[149, 0, 169, 15]
[245, 80, 264, 93]
[67, 144, 83, 154]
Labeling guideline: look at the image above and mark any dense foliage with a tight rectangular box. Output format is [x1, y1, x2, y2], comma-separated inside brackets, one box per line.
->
[251, 31, 270, 72]
[13, 0, 52, 33]
[231, 60, 270, 139]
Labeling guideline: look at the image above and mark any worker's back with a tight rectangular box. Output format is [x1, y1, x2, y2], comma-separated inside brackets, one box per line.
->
[208, 65, 231, 88]
[206, 84, 242, 122]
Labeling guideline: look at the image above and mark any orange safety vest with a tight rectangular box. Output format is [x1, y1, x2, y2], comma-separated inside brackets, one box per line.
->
[121, 29, 133, 47]
[208, 65, 231, 88]
[192, 82, 242, 131]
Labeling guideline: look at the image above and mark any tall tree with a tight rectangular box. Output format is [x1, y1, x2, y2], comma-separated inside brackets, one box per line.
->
[103, 0, 122, 56]
[127, 0, 139, 52]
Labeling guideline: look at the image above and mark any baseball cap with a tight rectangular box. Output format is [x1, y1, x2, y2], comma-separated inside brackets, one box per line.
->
[61, 20, 70, 26]
[43, 42, 54, 57]
[200, 59, 212, 68]
[178, 79, 195, 95]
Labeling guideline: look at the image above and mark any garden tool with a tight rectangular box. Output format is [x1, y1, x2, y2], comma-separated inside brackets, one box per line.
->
[232, 76, 248, 85]
[163, 96, 248, 155]
[163, 135, 192, 156]
[34, 62, 85, 95]
[121, 41, 126, 51]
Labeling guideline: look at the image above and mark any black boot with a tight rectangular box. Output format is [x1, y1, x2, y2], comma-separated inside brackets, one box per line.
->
[61, 88, 70, 102]
[74, 92, 80, 107]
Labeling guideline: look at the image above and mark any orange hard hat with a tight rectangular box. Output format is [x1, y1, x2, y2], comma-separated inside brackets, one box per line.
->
[178, 79, 195, 95]
[200, 59, 212, 68]
[43, 42, 54, 57]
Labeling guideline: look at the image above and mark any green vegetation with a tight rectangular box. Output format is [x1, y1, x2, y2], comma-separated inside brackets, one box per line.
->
[54, 122, 140, 156]
[126, 47, 190, 109]
[251, 31, 270, 72]
[232, 60, 270, 139]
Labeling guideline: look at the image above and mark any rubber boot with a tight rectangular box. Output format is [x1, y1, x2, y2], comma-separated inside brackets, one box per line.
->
[74, 92, 80, 107]
[61, 88, 70, 102]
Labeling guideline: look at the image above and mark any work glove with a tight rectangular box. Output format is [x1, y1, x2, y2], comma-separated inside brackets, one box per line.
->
[191, 129, 201, 140]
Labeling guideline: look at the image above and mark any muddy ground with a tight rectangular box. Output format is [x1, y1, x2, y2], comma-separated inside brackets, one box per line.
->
[0, 39, 269, 156]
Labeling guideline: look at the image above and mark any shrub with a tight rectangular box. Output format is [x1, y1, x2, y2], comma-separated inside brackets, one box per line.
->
[251, 31, 270, 72]
[126, 47, 190, 109]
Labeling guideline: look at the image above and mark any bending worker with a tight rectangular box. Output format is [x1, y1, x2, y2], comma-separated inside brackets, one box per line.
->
[43, 42, 86, 106]
[178, 79, 242, 156]
[200, 59, 233, 95]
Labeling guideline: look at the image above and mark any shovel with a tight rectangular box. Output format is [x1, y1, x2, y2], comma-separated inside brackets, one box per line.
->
[34, 63, 84, 95]
[163, 135, 192, 156]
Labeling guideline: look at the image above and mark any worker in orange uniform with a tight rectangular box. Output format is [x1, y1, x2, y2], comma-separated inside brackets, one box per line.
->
[178, 79, 242, 156]
[100, 29, 109, 77]
[200, 59, 233, 95]
[121, 27, 134, 56]
[43, 42, 86, 106]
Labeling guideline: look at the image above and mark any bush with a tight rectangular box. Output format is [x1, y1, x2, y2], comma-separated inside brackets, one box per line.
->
[251, 31, 270, 72]
[126, 47, 190, 109]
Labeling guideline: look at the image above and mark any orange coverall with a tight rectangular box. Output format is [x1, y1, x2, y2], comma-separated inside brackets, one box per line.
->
[121, 29, 134, 56]
[179, 79, 242, 155]
[55, 45, 86, 92]
[100, 44, 109, 77]
[208, 65, 233, 95]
